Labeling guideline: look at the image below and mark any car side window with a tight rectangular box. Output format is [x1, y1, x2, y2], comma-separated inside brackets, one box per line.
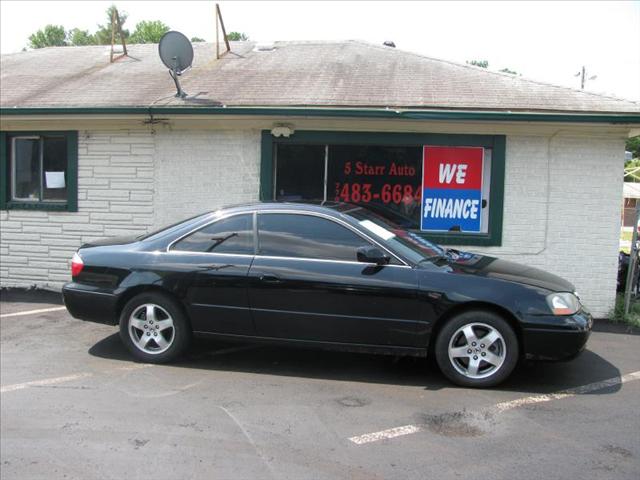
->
[171, 214, 254, 254]
[257, 213, 373, 262]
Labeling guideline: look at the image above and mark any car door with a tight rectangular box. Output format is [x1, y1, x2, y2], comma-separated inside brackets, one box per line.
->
[247, 212, 423, 347]
[168, 212, 256, 335]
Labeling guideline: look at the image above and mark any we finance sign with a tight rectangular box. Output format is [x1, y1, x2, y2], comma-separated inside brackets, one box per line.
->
[421, 146, 484, 233]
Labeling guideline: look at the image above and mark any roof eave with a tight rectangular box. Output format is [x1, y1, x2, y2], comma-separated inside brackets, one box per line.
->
[1, 106, 640, 124]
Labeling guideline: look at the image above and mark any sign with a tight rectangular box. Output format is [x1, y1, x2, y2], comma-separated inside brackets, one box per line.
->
[329, 146, 423, 226]
[45, 171, 65, 189]
[421, 146, 484, 232]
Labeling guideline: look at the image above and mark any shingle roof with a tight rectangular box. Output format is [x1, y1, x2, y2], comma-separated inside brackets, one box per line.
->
[1, 40, 639, 113]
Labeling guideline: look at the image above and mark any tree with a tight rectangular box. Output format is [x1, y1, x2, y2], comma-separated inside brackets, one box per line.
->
[227, 31, 248, 41]
[624, 158, 640, 182]
[28, 25, 67, 48]
[627, 136, 640, 160]
[93, 5, 130, 45]
[25, 6, 205, 50]
[624, 137, 640, 182]
[68, 28, 96, 46]
[499, 67, 519, 75]
[467, 59, 488, 68]
[129, 20, 170, 44]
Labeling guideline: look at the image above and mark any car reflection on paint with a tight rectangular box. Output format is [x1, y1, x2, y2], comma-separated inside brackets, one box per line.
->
[62, 202, 592, 388]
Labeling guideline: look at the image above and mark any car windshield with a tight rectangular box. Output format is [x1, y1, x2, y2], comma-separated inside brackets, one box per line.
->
[341, 205, 445, 264]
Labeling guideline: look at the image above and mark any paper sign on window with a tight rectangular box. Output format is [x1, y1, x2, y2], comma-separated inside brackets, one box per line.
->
[420, 146, 484, 233]
[45, 171, 65, 189]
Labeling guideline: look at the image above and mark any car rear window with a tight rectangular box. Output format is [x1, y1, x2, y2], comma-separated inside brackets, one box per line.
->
[138, 212, 212, 242]
[170, 214, 254, 254]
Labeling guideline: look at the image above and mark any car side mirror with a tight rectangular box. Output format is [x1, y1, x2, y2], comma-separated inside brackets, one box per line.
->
[357, 246, 390, 265]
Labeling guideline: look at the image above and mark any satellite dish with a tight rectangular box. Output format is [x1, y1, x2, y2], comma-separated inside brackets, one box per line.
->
[158, 31, 194, 98]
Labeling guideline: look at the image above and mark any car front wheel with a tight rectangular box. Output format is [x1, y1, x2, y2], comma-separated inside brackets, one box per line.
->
[435, 310, 519, 388]
[119, 292, 191, 363]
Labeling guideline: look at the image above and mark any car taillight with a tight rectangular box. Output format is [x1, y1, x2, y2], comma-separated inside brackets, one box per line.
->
[71, 252, 84, 277]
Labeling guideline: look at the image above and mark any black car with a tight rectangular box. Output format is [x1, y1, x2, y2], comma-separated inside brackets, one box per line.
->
[62, 202, 592, 387]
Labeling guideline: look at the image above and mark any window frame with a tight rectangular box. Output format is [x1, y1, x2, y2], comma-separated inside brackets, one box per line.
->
[0, 131, 78, 212]
[260, 130, 505, 247]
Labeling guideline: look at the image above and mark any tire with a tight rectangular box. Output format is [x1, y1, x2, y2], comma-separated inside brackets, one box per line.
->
[119, 292, 191, 363]
[434, 310, 519, 388]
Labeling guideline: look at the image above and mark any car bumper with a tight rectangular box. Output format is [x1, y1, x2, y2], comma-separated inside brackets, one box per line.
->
[521, 308, 593, 361]
[62, 282, 119, 326]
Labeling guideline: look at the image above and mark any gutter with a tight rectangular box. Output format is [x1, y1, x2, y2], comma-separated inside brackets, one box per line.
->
[1, 106, 640, 124]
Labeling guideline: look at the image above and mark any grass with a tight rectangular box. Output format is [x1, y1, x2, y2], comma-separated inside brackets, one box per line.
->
[609, 294, 640, 328]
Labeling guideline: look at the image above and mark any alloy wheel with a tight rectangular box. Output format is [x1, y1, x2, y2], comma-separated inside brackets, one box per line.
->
[128, 303, 175, 355]
[447, 322, 506, 379]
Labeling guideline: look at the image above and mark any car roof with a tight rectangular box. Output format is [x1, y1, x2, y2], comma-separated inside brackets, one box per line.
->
[211, 201, 358, 217]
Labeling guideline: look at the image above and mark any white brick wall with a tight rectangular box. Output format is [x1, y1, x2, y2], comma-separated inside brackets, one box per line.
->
[0, 130, 157, 288]
[153, 130, 261, 228]
[0, 128, 261, 290]
[0, 128, 624, 317]
[467, 134, 624, 317]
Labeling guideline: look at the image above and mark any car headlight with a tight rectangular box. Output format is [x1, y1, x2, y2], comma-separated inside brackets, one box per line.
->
[546, 292, 581, 316]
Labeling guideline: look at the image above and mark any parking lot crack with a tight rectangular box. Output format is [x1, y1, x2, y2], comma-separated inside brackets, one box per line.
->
[218, 405, 278, 479]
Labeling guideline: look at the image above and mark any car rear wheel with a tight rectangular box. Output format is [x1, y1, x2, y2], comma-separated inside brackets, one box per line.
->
[119, 292, 191, 363]
[435, 310, 519, 388]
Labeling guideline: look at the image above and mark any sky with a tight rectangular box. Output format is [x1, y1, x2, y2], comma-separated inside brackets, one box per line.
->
[1, 0, 639, 101]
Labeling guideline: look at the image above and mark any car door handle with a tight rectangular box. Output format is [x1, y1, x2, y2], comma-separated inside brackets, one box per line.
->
[259, 274, 282, 283]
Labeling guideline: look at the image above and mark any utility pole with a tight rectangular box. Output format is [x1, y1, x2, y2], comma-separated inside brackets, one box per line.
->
[575, 66, 597, 90]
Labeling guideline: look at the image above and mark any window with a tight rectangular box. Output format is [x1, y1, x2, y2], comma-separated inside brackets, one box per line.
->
[275, 144, 325, 200]
[262, 131, 505, 247]
[274, 143, 492, 233]
[258, 213, 372, 261]
[328, 145, 424, 229]
[1, 131, 78, 211]
[171, 214, 254, 254]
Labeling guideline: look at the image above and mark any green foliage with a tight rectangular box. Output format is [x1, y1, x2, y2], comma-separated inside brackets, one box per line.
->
[28, 24, 67, 48]
[129, 20, 170, 44]
[623, 136, 639, 182]
[610, 294, 640, 328]
[25, 5, 212, 50]
[467, 59, 488, 68]
[227, 31, 249, 41]
[625, 158, 640, 182]
[93, 5, 130, 45]
[68, 28, 96, 46]
[627, 136, 640, 159]
[466, 59, 520, 75]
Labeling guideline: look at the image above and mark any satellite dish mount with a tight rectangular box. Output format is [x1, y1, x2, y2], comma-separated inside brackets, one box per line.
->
[158, 31, 194, 99]
[169, 58, 187, 99]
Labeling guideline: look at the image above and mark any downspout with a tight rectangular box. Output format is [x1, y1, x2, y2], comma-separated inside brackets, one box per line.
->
[531, 128, 564, 256]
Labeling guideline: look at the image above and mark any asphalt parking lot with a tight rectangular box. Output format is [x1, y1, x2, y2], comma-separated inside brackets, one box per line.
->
[1, 290, 639, 480]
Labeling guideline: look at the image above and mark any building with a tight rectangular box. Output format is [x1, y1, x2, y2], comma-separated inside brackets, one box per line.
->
[1, 40, 640, 317]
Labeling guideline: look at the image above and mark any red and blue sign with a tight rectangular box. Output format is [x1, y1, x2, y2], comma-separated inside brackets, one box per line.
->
[421, 146, 484, 233]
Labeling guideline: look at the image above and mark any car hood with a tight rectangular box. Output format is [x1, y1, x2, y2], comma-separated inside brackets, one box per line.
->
[436, 251, 575, 293]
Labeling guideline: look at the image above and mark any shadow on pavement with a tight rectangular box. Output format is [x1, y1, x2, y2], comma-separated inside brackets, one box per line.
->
[89, 333, 623, 395]
[592, 319, 640, 336]
[0, 288, 63, 305]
